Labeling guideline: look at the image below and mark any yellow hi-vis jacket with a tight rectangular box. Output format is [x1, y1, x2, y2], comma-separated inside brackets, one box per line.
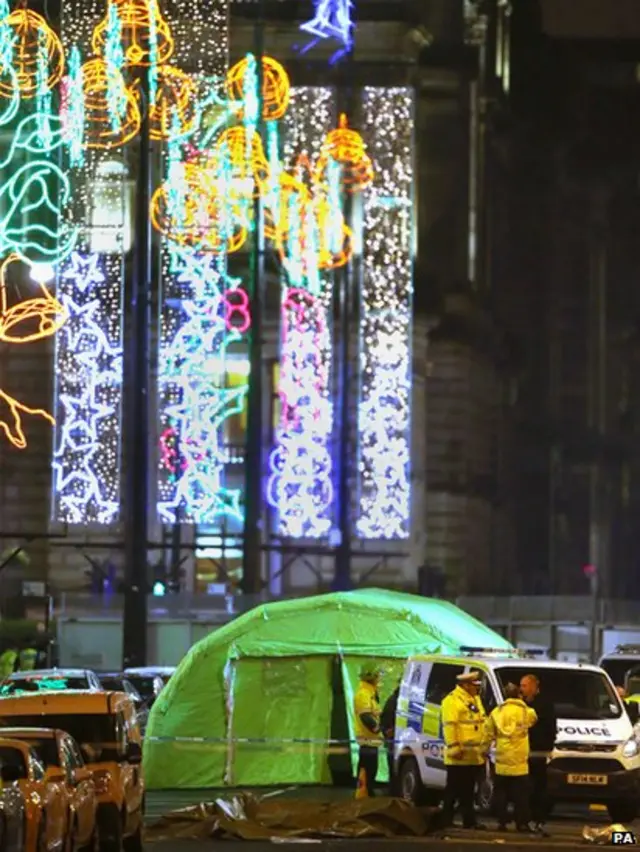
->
[486, 698, 537, 776]
[354, 681, 382, 746]
[18, 648, 38, 671]
[441, 686, 487, 766]
[0, 650, 16, 678]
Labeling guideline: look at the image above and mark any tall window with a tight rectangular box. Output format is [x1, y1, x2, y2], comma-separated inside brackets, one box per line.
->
[90, 160, 133, 254]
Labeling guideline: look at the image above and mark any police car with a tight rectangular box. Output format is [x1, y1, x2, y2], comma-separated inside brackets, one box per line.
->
[394, 647, 640, 823]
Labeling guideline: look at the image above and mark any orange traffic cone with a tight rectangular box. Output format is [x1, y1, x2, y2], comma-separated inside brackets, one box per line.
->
[355, 767, 368, 799]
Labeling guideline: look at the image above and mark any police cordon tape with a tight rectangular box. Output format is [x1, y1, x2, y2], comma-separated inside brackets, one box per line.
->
[145, 735, 428, 756]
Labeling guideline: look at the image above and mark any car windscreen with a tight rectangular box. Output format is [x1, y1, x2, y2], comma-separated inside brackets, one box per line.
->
[0, 746, 27, 778]
[126, 676, 157, 698]
[495, 666, 622, 721]
[0, 714, 119, 762]
[0, 677, 88, 695]
[600, 659, 636, 689]
[6, 737, 59, 767]
[100, 677, 124, 691]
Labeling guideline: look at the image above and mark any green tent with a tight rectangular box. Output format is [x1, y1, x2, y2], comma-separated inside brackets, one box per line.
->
[143, 588, 512, 789]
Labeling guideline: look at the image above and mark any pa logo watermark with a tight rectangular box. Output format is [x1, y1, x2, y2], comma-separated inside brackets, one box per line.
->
[612, 830, 637, 845]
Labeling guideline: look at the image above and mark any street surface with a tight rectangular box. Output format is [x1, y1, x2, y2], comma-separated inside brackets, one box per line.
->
[144, 786, 622, 848]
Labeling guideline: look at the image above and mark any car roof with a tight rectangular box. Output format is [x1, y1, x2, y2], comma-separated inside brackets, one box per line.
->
[0, 690, 129, 714]
[0, 737, 33, 754]
[124, 667, 174, 675]
[5, 669, 95, 680]
[0, 727, 59, 739]
[407, 654, 605, 674]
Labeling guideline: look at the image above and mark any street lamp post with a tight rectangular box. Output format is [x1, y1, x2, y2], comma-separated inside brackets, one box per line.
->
[122, 66, 152, 669]
[241, 0, 266, 597]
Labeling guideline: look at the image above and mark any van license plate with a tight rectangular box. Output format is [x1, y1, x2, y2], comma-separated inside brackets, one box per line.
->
[567, 774, 608, 786]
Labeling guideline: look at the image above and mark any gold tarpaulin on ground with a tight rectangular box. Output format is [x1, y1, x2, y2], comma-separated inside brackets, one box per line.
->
[583, 824, 631, 845]
[145, 795, 437, 841]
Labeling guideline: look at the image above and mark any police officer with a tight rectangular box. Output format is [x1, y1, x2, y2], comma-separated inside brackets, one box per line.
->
[380, 679, 400, 793]
[353, 664, 383, 797]
[17, 644, 38, 671]
[520, 673, 556, 837]
[486, 683, 538, 833]
[0, 646, 17, 678]
[441, 671, 488, 830]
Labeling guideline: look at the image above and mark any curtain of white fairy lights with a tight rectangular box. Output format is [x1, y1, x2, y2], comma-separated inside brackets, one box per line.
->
[266, 86, 337, 539]
[53, 0, 133, 524]
[356, 87, 415, 540]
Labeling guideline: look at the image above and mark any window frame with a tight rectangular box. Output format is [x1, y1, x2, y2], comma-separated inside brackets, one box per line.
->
[425, 662, 466, 706]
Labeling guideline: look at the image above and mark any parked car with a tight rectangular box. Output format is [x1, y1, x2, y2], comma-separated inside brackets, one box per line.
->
[0, 691, 144, 852]
[97, 675, 143, 705]
[0, 669, 104, 696]
[0, 737, 67, 852]
[1, 727, 98, 852]
[98, 675, 149, 733]
[0, 747, 26, 852]
[122, 668, 170, 707]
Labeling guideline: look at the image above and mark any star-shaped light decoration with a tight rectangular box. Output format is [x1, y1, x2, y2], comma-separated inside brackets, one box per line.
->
[157, 245, 250, 525]
[52, 253, 124, 525]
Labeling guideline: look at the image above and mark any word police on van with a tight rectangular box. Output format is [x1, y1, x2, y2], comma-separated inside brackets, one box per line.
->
[392, 647, 640, 824]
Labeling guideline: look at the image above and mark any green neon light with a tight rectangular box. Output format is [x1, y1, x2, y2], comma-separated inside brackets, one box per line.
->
[0, 114, 78, 264]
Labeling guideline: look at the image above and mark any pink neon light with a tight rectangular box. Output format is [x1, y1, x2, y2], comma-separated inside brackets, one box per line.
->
[223, 288, 251, 334]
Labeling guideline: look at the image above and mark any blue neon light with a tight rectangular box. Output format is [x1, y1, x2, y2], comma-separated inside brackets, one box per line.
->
[299, 0, 355, 63]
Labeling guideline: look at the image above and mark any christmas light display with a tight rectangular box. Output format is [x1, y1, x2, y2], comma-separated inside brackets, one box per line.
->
[356, 87, 414, 540]
[80, 58, 141, 149]
[299, 0, 355, 63]
[157, 248, 248, 525]
[0, 254, 66, 449]
[0, 8, 64, 99]
[50, 0, 230, 522]
[53, 0, 132, 519]
[52, 252, 124, 523]
[155, 1, 238, 526]
[267, 87, 337, 539]
[0, 113, 77, 263]
[92, 0, 175, 67]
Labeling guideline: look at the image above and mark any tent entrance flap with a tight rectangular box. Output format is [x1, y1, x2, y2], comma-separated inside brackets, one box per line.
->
[229, 656, 333, 786]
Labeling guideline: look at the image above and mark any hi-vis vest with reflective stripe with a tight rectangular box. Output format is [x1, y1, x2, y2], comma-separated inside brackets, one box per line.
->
[0, 650, 16, 677]
[486, 698, 537, 776]
[441, 686, 487, 766]
[353, 681, 382, 745]
[18, 648, 38, 671]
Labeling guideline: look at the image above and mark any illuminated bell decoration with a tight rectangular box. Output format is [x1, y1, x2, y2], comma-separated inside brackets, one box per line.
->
[212, 127, 270, 200]
[315, 113, 374, 193]
[226, 55, 290, 121]
[0, 254, 68, 345]
[0, 9, 64, 99]
[92, 0, 175, 67]
[263, 172, 309, 241]
[150, 165, 247, 254]
[275, 195, 352, 272]
[81, 59, 141, 149]
[149, 66, 198, 141]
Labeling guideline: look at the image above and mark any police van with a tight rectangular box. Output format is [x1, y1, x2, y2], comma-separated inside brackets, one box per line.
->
[600, 645, 640, 696]
[394, 647, 640, 823]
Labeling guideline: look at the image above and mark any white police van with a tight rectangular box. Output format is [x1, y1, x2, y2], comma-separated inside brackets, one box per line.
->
[600, 645, 640, 695]
[394, 647, 640, 823]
